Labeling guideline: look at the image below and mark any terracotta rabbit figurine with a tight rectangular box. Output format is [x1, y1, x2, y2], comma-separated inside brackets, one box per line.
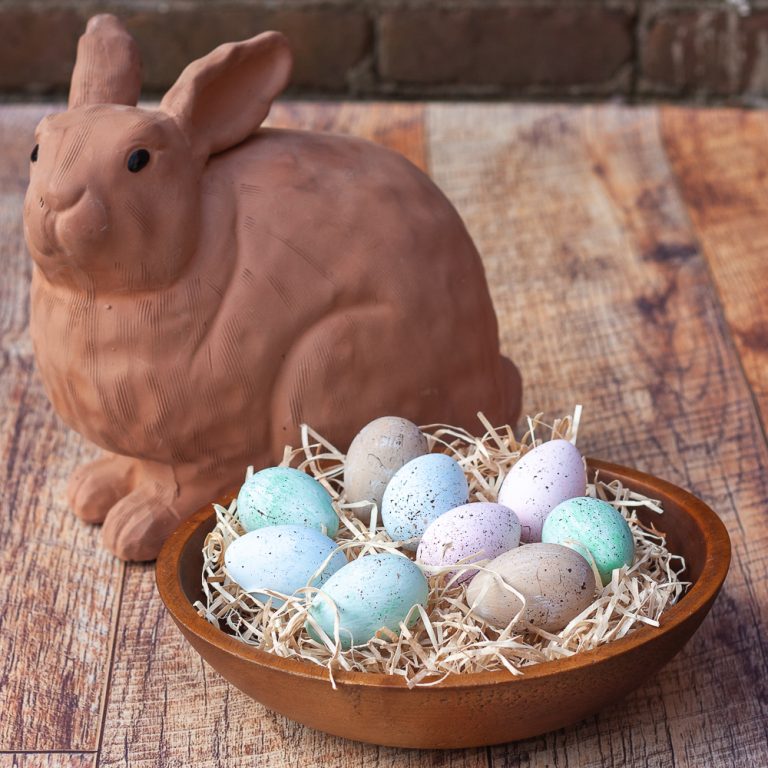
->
[24, 15, 522, 561]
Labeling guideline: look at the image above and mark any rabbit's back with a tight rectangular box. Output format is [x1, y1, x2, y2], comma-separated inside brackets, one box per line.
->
[204, 128, 509, 449]
[214, 128, 498, 340]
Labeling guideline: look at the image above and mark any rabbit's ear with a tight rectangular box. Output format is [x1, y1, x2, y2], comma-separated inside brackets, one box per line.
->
[159, 31, 292, 159]
[69, 15, 142, 109]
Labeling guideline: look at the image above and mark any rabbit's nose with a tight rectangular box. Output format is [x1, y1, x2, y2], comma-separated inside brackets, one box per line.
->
[44, 181, 85, 213]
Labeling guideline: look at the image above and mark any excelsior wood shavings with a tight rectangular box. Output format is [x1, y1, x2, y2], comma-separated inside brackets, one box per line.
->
[194, 409, 688, 688]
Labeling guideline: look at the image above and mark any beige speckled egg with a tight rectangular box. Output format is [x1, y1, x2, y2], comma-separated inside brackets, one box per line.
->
[344, 416, 428, 523]
[466, 543, 596, 632]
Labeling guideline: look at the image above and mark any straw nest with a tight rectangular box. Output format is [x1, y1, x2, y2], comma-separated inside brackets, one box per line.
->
[194, 408, 688, 688]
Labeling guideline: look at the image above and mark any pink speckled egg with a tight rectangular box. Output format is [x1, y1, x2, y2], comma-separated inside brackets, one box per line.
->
[416, 502, 521, 584]
[497, 439, 586, 543]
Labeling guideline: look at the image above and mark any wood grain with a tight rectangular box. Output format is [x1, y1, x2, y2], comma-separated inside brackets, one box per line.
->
[2, 101, 767, 766]
[426, 103, 768, 767]
[96, 103, 486, 768]
[268, 102, 428, 172]
[661, 107, 768, 430]
[98, 563, 488, 768]
[0, 755, 96, 768]
[0, 104, 124, 752]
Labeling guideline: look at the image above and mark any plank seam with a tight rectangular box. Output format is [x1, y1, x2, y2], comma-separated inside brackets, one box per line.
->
[94, 562, 127, 766]
[0, 751, 98, 755]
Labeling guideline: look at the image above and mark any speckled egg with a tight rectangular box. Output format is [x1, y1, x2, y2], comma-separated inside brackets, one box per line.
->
[344, 416, 428, 523]
[306, 553, 429, 649]
[542, 496, 635, 586]
[224, 525, 347, 606]
[466, 543, 596, 632]
[416, 502, 521, 583]
[498, 439, 586, 543]
[381, 453, 469, 551]
[237, 466, 339, 536]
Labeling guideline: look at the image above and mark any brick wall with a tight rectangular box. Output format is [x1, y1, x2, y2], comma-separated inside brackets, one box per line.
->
[2, 0, 767, 103]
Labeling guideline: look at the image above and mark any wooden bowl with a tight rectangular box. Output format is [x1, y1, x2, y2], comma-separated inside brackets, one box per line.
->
[156, 459, 730, 748]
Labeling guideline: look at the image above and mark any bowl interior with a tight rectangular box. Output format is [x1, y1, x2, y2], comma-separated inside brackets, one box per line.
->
[177, 495, 231, 608]
[176, 464, 708, 605]
[162, 458, 730, 687]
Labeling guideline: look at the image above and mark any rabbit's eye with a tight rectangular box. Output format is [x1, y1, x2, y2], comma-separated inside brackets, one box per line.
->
[30, 144, 39, 163]
[127, 149, 150, 173]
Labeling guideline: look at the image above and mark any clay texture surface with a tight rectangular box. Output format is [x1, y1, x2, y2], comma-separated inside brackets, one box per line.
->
[24, 15, 521, 560]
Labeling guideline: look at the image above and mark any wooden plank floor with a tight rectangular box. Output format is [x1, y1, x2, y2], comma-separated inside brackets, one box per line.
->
[1, 101, 766, 767]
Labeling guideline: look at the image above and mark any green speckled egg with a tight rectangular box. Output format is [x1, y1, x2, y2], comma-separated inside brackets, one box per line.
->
[542, 496, 634, 586]
[237, 466, 339, 536]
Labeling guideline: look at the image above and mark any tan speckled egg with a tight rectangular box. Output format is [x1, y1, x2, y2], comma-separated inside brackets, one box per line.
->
[466, 543, 596, 632]
[344, 416, 428, 523]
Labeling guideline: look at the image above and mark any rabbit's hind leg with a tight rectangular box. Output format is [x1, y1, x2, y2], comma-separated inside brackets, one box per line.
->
[67, 452, 137, 524]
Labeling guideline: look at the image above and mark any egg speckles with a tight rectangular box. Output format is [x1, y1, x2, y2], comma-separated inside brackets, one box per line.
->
[224, 525, 347, 605]
[381, 453, 469, 551]
[306, 553, 429, 649]
[466, 543, 596, 632]
[498, 439, 586, 543]
[417, 502, 521, 583]
[237, 466, 339, 536]
[344, 416, 428, 523]
[542, 496, 635, 586]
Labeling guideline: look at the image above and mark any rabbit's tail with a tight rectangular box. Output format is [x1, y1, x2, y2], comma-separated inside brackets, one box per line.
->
[499, 355, 523, 427]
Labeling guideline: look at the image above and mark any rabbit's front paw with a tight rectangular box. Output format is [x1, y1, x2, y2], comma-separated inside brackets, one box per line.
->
[67, 453, 137, 524]
[101, 483, 181, 562]
[98, 461, 233, 561]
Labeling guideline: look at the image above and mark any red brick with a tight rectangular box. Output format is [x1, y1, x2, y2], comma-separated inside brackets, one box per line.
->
[640, 9, 737, 96]
[377, 6, 635, 91]
[0, 4, 372, 94]
[0, 7, 82, 92]
[639, 7, 768, 97]
[8, 0, 768, 101]
[125, 7, 372, 92]
[735, 10, 768, 95]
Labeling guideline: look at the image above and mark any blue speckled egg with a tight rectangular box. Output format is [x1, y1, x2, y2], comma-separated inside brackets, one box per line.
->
[237, 466, 339, 536]
[381, 453, 468, 550]
[306, 553, 429, 649]
[542, 496, 635, 586]
[224, 525, 347, 606]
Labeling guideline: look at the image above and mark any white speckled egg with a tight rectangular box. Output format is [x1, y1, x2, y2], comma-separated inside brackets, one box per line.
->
[224, 525, 347, 606]
[381, 453, 469, 551]
[542, 496, 635, 586]
[416, 502, 521, 583]
[497, 439, 586, 543]
[306, 553, 429, 649]
[344, 416, 428, 523]
[466, 543, 596, 632]
[237, 466, 338, 536]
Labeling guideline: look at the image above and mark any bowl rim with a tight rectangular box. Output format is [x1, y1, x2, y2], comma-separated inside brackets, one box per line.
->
[156, 458, 731, 689]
